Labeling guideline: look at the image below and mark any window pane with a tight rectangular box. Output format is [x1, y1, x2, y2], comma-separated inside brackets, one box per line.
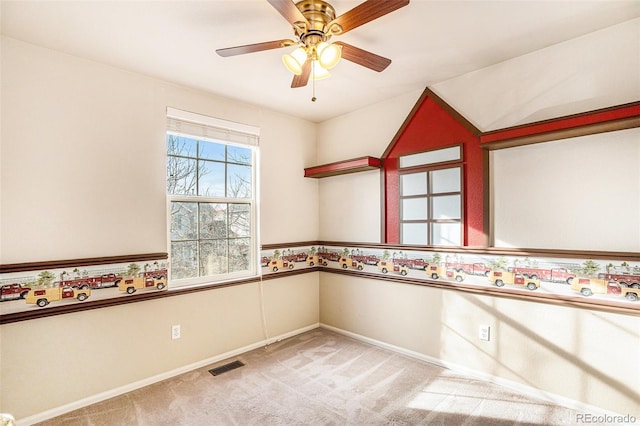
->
[171, 202, 197, 240]
[227, 145, 252, 165]
[199, 203, 227, 239]
[402, 198, 427, 220]
[229, 238, 251, 272]
[167, 134, 197, 158]
[171, 241, 197, 279]
[402, 223, 427, 245]
[199, 240, 228, 275]
[430, 168, 461, 193]
[431, 195, 461, 219]
[227, 164, 252, 198]
[167, 157, 197, 195]
[399, 146, 461, 168]
[229, 204, 250, 237]
[198, 160, 225, 197]
[401, 172, 427, 196]
[198, 140, 225, 161]
[431, 222, 461, 246]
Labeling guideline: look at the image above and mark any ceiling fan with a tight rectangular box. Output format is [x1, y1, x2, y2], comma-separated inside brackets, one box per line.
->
[216, 0, 409, 91]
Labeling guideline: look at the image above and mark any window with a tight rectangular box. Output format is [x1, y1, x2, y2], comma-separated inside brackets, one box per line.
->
[166, 108, 259, 286]
[399, 146, 462, 246]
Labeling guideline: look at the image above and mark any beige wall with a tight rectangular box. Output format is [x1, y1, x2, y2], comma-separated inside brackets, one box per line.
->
[0, 37, 319, 262]
[315, 90, 421, 165]
[2, 274, 319, 420]
[318, 169, 382, 243]
[316, 20, 640, 416]
[0, 38, 320, 420]
[316, 90, 420, 243]
[320, 274, 640, 416]
[492, 128, 640, 251]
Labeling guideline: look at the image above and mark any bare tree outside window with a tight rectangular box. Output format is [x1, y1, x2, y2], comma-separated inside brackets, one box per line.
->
[167, 135, 199, 195]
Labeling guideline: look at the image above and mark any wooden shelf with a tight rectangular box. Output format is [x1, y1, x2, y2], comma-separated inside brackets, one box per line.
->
[304, 156, 382, 178]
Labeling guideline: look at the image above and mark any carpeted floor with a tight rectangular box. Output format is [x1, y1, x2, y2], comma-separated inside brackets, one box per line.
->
[38, 328, 583, 425]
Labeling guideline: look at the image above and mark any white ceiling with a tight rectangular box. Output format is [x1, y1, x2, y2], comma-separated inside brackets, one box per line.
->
[2, 0, 639, 123]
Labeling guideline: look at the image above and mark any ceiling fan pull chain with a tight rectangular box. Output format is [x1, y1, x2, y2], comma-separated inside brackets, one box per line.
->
[312, 62, 317, 102]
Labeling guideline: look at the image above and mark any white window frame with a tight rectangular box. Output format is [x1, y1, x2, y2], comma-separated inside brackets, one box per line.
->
[166, 107, 260, 287]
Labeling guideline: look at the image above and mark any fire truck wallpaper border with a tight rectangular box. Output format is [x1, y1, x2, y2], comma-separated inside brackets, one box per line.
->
[2, 246, 639, 316]
[261, 245, 640, 308]
[0, 259, 168, 314]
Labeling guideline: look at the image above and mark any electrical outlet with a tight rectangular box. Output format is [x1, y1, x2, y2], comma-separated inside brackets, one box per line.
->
[172, 325, 181, 340]
[479, 325, 490, 341]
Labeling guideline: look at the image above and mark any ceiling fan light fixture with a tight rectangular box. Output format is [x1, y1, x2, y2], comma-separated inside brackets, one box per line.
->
[282, 47, 307, 75]
[316, 42, 341, 69]
[311, 60, 331, 80]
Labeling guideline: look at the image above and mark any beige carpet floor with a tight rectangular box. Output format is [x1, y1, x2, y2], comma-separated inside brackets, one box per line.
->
[38, 328, 584, 425]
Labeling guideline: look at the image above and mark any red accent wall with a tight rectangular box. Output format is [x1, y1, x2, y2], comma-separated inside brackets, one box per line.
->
[384, 96, 485, 246]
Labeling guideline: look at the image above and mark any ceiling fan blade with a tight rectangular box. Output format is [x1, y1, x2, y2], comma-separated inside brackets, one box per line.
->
[216, 39, 295, 57]
[267, 0, 310, 26]
[291, 60, 311, 88]
[334, 42, 391, 72]
[329, 0, 409, 35]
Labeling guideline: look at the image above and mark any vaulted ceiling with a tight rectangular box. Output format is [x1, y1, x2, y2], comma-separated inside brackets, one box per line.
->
[2, 1, 639, 123]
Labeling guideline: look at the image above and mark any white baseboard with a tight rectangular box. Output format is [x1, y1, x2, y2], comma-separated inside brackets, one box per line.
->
[20, 322, 626, 425]
[18, 323, 319, 426]
[320, 323, 625, 418]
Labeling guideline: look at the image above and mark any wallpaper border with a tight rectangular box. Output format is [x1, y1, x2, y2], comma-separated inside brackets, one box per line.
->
[2, 243, 639, 324]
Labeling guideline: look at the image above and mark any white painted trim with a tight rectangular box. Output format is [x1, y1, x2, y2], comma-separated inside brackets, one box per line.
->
[18, 323, 319, 426]
[167, 106, 260, 137]
[319, 323, 625, 418]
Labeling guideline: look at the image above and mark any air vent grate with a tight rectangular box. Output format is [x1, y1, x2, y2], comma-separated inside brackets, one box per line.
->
[208, 360, 245, 376]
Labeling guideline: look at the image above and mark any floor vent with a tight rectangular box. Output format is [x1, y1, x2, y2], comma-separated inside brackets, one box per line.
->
[209, 360, 245, 376]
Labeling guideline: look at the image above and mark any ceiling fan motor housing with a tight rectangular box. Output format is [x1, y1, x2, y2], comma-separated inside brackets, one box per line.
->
[294, 0, 339, 47]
